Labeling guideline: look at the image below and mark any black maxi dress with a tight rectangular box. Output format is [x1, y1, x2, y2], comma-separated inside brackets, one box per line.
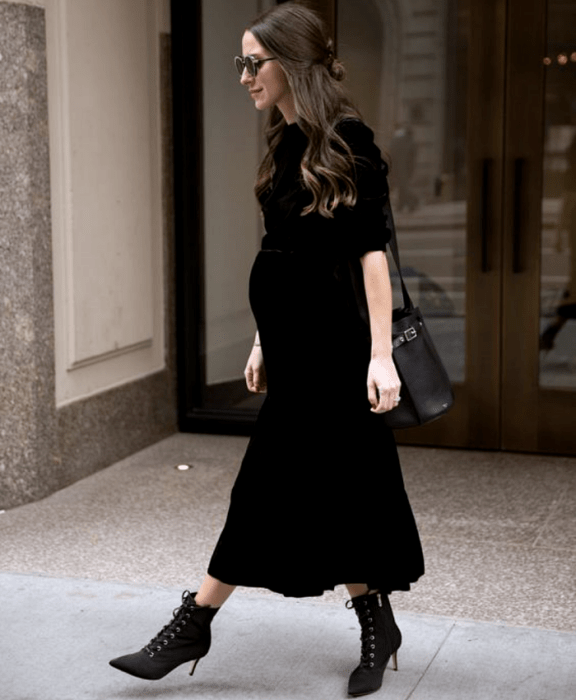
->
[207, 118, 425, 598]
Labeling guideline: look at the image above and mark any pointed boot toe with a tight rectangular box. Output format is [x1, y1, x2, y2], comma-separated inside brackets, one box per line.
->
[348, 666, 382, 697]
[109, 650, 169, 680]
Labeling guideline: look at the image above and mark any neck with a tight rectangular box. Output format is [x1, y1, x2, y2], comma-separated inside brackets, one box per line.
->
[277, 95, 297, 125]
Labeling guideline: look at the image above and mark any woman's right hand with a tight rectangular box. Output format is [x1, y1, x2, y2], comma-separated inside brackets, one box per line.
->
[244, 346, 267, 393]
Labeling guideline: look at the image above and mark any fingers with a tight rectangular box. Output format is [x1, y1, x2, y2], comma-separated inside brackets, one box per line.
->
[371, 385, 389, 413]
[381, 388, 400, 413]
[245, 366, 254, 392]
[369, 380, 401, 414]
[244, 364, 267, 393]
[367, 357, 401, 414]
[253, 370, 267, 393]
[367, 380, 379, 411]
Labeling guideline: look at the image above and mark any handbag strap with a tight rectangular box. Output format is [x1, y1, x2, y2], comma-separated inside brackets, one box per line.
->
[383, 196, 414, 311]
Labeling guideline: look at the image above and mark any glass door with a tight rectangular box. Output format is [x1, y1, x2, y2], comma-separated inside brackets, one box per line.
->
[501, 0, 576, 454]
[337, 0, 507, 449]
[173, 0, 272, 435]
[336, 0, 576, 454]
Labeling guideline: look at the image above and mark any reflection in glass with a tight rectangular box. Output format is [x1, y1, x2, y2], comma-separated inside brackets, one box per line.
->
[202, 0, 266, 413]
[539, 0, 576, 388]
[338, 0, 468, 383]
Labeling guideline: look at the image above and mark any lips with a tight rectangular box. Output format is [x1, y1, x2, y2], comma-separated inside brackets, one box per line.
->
[249, 89, 263, 97]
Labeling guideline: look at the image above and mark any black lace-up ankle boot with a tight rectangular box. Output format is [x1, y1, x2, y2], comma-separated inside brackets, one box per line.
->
[346, 591, 402, 697]
[109, 590, 219, 680]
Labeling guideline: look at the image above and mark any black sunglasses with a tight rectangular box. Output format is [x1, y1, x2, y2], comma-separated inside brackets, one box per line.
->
[234, 55, 277, 77]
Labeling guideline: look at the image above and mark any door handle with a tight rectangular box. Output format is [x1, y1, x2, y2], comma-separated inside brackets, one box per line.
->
[512, 158, 526, 274]
[480, 158, 493, 273]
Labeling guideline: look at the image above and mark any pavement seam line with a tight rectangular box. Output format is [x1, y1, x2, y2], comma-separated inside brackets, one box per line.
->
[403, 622, 456, 700]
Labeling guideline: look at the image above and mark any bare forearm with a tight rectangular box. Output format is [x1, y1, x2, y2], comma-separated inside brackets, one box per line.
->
[360, 250, 393, 359]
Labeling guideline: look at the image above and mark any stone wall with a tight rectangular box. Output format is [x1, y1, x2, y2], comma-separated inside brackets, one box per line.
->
[0, 2, 177, 510]
[0, 2, 59, 506]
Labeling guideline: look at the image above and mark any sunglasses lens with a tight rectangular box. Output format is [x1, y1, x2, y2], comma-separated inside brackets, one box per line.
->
[235, 56, 257, 76]
[245, 56, 256, 76]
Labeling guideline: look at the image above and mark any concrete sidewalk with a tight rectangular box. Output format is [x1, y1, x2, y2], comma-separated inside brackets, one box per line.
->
[3, 571, 576, 700]
[2, 433, 576, 699]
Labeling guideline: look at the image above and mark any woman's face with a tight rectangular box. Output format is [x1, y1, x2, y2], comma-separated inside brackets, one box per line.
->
[240, 31, 295, 123]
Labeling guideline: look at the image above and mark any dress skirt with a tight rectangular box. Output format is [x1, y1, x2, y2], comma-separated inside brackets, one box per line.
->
[207, 248, 425, 598]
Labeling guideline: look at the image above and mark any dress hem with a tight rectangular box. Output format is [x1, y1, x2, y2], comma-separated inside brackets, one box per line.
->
[206, 567, 424, 599]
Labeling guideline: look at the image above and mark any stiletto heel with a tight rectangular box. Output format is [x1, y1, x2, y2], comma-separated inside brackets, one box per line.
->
[390, 651, 398, 671]
[189, 658, 201, 676]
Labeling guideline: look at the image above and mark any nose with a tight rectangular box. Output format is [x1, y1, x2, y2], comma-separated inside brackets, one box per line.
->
[240, 67, 252, 86]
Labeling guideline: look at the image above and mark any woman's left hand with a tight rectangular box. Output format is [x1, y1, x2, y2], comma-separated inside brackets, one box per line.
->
[367, 355, 401, 413]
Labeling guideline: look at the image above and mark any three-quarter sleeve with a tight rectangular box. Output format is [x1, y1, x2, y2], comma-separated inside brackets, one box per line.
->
[334, 118, 392, 258]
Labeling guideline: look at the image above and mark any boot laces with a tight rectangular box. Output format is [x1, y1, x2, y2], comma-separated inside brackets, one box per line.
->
[144, 590, 197, 657]
[357, 606, 377, 668]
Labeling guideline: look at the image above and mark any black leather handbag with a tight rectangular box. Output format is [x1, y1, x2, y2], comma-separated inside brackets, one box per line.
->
[346, 198, 455, 429]
[382, 198, 455, 428]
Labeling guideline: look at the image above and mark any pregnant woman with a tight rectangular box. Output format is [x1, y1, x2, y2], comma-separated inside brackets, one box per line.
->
[110, 3, 424, 696]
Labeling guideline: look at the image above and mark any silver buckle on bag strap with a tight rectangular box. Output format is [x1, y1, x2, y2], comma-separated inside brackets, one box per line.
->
[404, 327, 417, 341]
[393, 326, 418, 349]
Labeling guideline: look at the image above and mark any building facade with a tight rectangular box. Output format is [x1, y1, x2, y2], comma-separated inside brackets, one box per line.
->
[2, 0, 575, 509]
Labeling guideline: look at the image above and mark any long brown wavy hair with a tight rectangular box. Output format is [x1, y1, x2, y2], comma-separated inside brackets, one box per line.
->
[246, 2, 363, 218]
